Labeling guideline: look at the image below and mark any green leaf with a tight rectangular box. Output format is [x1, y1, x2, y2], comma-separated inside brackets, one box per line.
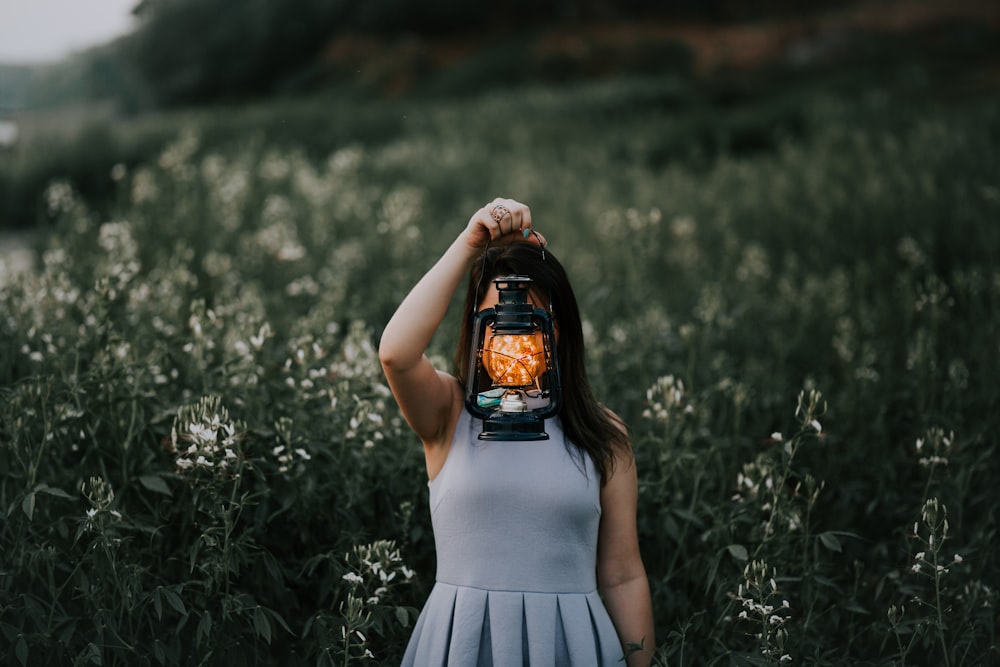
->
[818, 532, 842, 552]
[15, 635, 28, 667]
[253, 607, 271, 644]
[843, 599, 870, 614]
[35, 484, 74, 499]
[265, 608, 293, 637]
[161, 588, 186, 616]
[57, 620, 78, 646]
[395, 606, 410, 628]
[671, 507, 703, 525]
[21, 493, 35, 521]
[196, 611, 212, 647]
[153, 640, 166, 666]
[152, 588, 163, 620]
[301, 616, 314, 639]
[726, 544, 749, 562]
[139, 475, 173, 497]
[81, 642, 102, 665]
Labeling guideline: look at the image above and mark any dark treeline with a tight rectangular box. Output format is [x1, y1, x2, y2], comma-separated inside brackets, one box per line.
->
[119, 0, 858, 107]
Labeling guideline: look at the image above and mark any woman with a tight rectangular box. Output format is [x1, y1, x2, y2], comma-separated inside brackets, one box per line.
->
[379, 198, 654, 666]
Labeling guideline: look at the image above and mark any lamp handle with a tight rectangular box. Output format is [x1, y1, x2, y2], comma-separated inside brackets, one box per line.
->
[474, 230, 548, 316]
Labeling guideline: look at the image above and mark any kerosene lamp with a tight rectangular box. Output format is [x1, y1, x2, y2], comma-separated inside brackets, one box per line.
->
[464, 275, 561, 440]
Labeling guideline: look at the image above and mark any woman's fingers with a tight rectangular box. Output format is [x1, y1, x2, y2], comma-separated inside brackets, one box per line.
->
[488, 201, 510, 239]
[518, 206, 533, 237]
[467, 198, 543, 248]
[484, 198, 534, 242]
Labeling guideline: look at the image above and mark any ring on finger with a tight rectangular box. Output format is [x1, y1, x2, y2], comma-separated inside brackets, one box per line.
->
[490, 204, 511, 225]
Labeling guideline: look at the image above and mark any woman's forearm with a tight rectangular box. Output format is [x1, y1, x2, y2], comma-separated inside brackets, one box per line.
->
[601, 574, 656, 667]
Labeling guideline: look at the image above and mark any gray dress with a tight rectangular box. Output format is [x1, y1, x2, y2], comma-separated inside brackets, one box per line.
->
[400, 407, 623, 666]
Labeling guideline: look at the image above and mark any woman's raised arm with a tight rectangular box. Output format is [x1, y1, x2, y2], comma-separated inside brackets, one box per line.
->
[378, 198, 534, 447]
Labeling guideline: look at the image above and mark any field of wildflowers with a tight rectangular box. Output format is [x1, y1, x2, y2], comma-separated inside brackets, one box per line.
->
[2, 74, 999, 665]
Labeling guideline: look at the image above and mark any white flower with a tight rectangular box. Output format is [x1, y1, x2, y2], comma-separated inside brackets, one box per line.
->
[911, 563, 922, 573]
[189, 423, 216, 443]
[953, 554, 963, 564]
[810, 419, 822, 433]
[342, 572, 363, 585]
[915, 551, 925, 561]
[86, 508, 98, 518]
[771, 432, 783, 441]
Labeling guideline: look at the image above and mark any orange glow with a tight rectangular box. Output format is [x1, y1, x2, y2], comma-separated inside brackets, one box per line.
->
[482, 332, 545, 387]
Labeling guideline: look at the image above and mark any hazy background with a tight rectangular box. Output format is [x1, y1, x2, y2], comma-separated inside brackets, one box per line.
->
[3, 0, 997, 236]
[2, 2, 999, 665]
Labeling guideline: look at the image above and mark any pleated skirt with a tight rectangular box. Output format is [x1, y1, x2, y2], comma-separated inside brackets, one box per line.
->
[400, 582, 623, 666]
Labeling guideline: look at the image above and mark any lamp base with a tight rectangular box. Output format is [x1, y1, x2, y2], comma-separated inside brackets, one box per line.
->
[478, 413, 550, 441]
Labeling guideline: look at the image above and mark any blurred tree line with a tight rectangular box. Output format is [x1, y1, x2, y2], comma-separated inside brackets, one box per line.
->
[120, 0, 856, 107]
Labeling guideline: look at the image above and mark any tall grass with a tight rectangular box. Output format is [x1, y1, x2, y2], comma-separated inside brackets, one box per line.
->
[2, 76, 998, 665]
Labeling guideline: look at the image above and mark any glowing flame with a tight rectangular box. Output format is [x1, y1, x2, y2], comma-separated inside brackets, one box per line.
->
[483, 332, 544, 387]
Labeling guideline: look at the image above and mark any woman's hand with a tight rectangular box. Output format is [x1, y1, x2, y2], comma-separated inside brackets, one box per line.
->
[462, 197, 544, 250]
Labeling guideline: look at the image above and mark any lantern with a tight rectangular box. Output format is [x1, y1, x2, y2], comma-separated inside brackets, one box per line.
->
[465, 275, 561, 440]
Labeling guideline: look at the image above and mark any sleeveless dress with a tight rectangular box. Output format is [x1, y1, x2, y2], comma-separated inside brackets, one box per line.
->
[400, 407, 623, 666]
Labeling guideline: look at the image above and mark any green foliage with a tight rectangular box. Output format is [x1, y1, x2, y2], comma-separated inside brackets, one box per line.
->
[2, 75, 999, 665]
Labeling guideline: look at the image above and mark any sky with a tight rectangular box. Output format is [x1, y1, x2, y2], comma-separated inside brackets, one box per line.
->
[0, 0, 138, 64]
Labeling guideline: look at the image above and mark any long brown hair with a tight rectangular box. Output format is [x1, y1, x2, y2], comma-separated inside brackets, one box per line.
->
[454, 243, 629, 484]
